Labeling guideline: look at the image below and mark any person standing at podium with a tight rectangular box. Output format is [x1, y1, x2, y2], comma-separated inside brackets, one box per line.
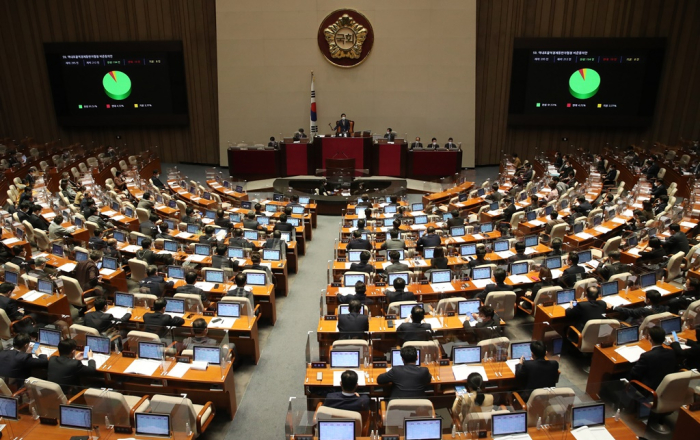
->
[411, 137, 423, 150]
[384, 128, 395, 142]
[333, 113, 351, 137]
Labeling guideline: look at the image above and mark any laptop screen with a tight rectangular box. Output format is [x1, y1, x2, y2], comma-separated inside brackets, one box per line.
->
[102, 256, 118, 270]
[460, 244, 476, 256]
[472, 267, 491, 280]
[578, 250, 592, 264]
[490, 202, 500, 211]
[347, 250, 363, 262]
[204, 270, 224, 283]
[344, 273, 365, 287]
[164, 219, 176, 230]
[573, 222, 584, 234]
[399, 303, 423, 319]
[241, 201, 252, 209]
[299, 196, 310, 204]
[572, 404, 606, 429]
[287, 217, 301, 226]
[39, 328, 61, 346]
[37, 279, 53, 294]
[236, 185, 244, 193]
[135, 413, 170, 437]
[510, 342, 532, 360]
[388, 272, 409, 286]
[187, 224, 200, 234]
[459, 192, 468, 202]
[194, 244, 210, 256]
[164, 240, 178, 252]
[392, 349, 420, 366]
[524, 235, 538, 247]
[113, 231, 126, 243]
[429, 270, 451, 284]
[205, 210, 216, 220]
[423, 247, 435, 259]
[4, 271, 18, 286]
[52, 242, 65, 256]
[167, 266, 184, 279]
[75, 250, 88, 262]
[292, 206, 305, 215]
[414, 215, 428, 225]
[510, 262, 528, 275]
[115, 292, 134, 308]
[545, 256, 562, 270]
[450, 226, 465, 237]
[601, 281, 619, 297]
[384, 205, 397, 214]
[557, 289, 575, 305]
[405, 418, 442, 440]
[244, 230, 259, 240]
[86, 335, 111, 355]
[492, 412, 528, 436]
[453, 346, 481, 365]
[616, 326, 640, 345]
[412, 203, 424, 211]
[193, 346, 221, 365]
[526, 210, 537, 222]
[318, 420, 355, 440]
[217, 302, 241, 317]
[228, 247, 245, 258]
[60, 405, 92, 430]
[458, 300, 481, 316]
[265, 204, 277, 213]
[660, 317, 682, 335]
[480, 223, 494, 233]
[0, 396, 18, 420]
[165, 299, 185, 314]
[550, 337, 563, 356]
[138, 342, 165, 360]
[229, 213, 241, 223]
[640, 272, 656, 288]
[493, 240, 509, 252]
[256, 215, 270, 225]
[246, 272, 266, 286]
[330, 350, 360, 369]
[545, 205, 553, 215]
[263, 249, 281, 261]
[124, 207, 134, 218]
[627, 235, 639, 247]
[338, 304, 366, 315]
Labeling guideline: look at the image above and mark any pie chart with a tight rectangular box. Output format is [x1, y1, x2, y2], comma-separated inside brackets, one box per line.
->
[102, 71, 132, 100]
[569, 68, 600, 100]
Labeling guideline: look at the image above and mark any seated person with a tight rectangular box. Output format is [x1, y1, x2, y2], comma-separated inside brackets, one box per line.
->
[155, 222, 172, 240]
[508, 241, 528, 263]
[668, 278, 700, 315]
[226, 272, 256, 306]
[384, 250, 409, 274]
[75, 250, 101, 293]
[548, 238, 563, 256]
[324, 370, 370, 411]
[139, 213, 159, 238]
[48, 339, 98, 395]
[560, 251, 585, 287]
[565, 286, 607, 337]
[629, 326, 679, 391]
[136, 238, 157, 265]
[670, 323, 700, 371]
[521, 267, 554, 310]
[543, 211, 565, 237]
[137, 192, 155, 211]
[230, 228, 253, 249]
[349, 250, 375, 274]
[346, 230, 372, 251]
[612, 289, 668, 326]
[175, 270, 209, 308]
[447, 210, 464, 227]
[139, 265, 173, 297]
[215, 209, 233, 230]
[273, 214, 295, 232]
[595, 250, 627, 281]
[467, 246, 488, 268]
[246, 252, 274, 284]
[10, 244, 33, 272]
[0, 333, 49, 386]
[338, 281, 373, 305]
[514, 341, 559, 401]
[87, 206, 114, 232]
[143, 298, 186, 335]
[337, 299, 369, 337]
[263, 230, 287, 254]
[663, 223, 690, 255]
[475, 268, 509, 301]
[181, 318, 220, 349]
[88, 230, 108, 251]
[198, 225, 220, 246]
[182, 207, 202, 225]
[396, 305, 433, 342]
[377, 346, 431, 398]
[84, 296, 131, 334]
[416, 226, 441, 252]
[452, 373, 492, 424]
[638, 237, 666, 263]
[381, 230, 406, 251]
[211, 244, 240, 270]
[386, 277, 415, 304]
[427, 246, 449, 270]
[242, 211, 262, 230]
[463, 305, 502, 341]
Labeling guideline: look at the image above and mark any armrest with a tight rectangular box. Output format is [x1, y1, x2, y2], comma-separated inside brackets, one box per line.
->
[449, 406, 463, 433]
[129, 394, 150, 426]
[68, 388, 88, 404]
[253, 304, 261, 317]
[567, 326, 582, 349]
[12, 387, 27, 398]
[196, 401, 215, 434]
[379, 400, 386, 429]
[10, 315, 36, 335]
[512, 392, 527, 410]
[82, 287, 99, 298]
[628, 380, 659, 408]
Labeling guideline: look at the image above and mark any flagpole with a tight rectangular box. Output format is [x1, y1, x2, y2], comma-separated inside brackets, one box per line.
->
[310, 71, 318, 137]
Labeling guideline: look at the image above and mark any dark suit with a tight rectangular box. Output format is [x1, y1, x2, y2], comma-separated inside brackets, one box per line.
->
[515, 359, 559, 397]
[230, 237, 253, 249]
[573, 201, 593, 217]
[349, 262, 374, 274]
[411, 142, 423, 150]
[151, 176, 165, 189]
[48, 356, 97, 394]
[175, 283, 208, 303]
[0, 349, 49, 385]
[384, 133, 396, 141]
[139, 275, 172, 297]
[560, 265, 585, 287]
[447, 217, 465, 227]
[385, 262, 410, 273]
[596, 261, 628, 281]
[630, 345, 678, 390]
[324, 392, 370, 412]
[396, 322, 432, 342]
[84, 310, 131, 334]
[502, 204, 517, 223]
[386, 289, 416, 304]
[638, 247, 666, 262]
[416, 233, 441, 252]
[646, 163, 660, 180]
[0, 295, 23, 321]
[664, 232, 690, 255]
[671, 340, 700, 370]
[215, 217, 233, 230]
[475, 282, 511, 301]
[347, 238, 372, 251]
[377, 364, 432, 398]
[143, 312, 185, 335]
[565, 300, 608, 331]
[28, 213, 50, 231]
[338, 313, 369, 337]
[242, 218, 261, 230]
[335, 119, 351, 134]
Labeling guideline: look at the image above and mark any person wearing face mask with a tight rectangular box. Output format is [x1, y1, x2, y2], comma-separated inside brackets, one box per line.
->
[332, 113, 352, 137]
[151, 170, 165, 189]
[444, 137, 457, 150]
[384, 128, 395, 142]
[411, 137, 423, 150]
[428, 137, 438, 149]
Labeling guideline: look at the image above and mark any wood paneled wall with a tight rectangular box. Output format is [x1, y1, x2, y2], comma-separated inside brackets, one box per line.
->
[475, 0, 700, 165]
[0, 0, 218, 165]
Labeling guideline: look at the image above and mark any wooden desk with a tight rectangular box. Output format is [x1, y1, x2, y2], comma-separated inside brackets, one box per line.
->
[673, 405, 700, 440]
[99, 206, 139, 231]
[422, 181, 474, 206]
[10, 283, 71, 324]
[17, 421, 194, 440]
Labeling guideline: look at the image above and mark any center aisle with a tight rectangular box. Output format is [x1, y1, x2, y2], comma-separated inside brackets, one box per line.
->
[223, 215, 338, 439]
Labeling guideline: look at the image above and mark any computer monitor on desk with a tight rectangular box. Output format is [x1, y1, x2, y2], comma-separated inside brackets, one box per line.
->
[115, 292, 134, 308]
[460, 244, 476, 257]
[343, 273, 365, 287]
[472, 266, 491, 281]
[318, 420, 355, 440]
[557, 289, 575, 305]
[0, 396, 18, 420]
[247, 272, 267, 286]
[4, 271, 18, 286]
[167, 266, 185, 280]
[86, 335, 111, 355]
[329, 350, 360, 369]
[452, 346, 481, 365]
[135, 413, 170, 437]
[640, 272, 656, 289]
[660, 317, 682, 335]
[404, 418, 442, 440]
[510, 341, 532, 360]
[217, 302, 241, 318]
[492, 412, 528, 437]
[75, 250, 88, 262]
[52, 242, 65, 257]
[204, 270, 224, 283]
[571, 403, 606, 429]
[493, 240, 509, 252]
[60, 405, 92, 430]
[194, 346, 221, 365]
[138, 342, 164, 360]
[458, 300, 480, 316]
[545, 256, 562, 270]
[616, 325, 639, 346]
[387, 272, 409, 286]
[228, 247, 245, 259]
[399, 303, 423, 319]
[392, 349, 420, 366]
[39, 328, 61, 347]
[429, 270, 451, 284]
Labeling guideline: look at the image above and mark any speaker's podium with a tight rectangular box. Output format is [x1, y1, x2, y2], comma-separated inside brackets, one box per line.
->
[317, 157, 369, 189]
[312, 133, 373, 178]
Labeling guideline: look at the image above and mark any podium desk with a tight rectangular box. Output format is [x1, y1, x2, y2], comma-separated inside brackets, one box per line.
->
[408, 149, 463, 179]
[281, 141, 312, 176]
[313, 136, 373, 175]
[227, 147, 280, 180]
[373, 141, 407, 177]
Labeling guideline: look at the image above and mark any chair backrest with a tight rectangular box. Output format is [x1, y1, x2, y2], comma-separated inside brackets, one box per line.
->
[639, 312, 675, 336]
[476, 337, 510, 360]
[403, 340, 440, 363]
[128, 155, 138, 166]
[148, 394, 200, 435]
[386, 301, 420, 316]
[657, 168, 666, 179]
[384, 399, 434, 436]
[219, 296, 254, 316]
[681, 299, 700, 327]
[83, 389, 134, 427]
[0, 378, 12, 396]
[176, 200, 188, 219]
[59, 276, 87, 307]
[550, 223, 568, 241]
[136, 208, 150, 223]
[119, 160, 128, 171]
[484, 291, 516, 321]
[25, 377, 67, 419]
[20, 220, 34, 243]
[332, 339, 369, 359]
[173, 293, 204, 313]
[128, 259, 148, 282]
[608, 272, 632, 282]
[601, 236, 621, 257]
[70, 323, 99, 346]
[572, 278, 597, 297]
[126, 330, 160, 351]
[34, 229, 52, 251]
[526, 388, 575, 427]
[435, 297, 464, 315]
[665, 251, 685, 282]
[0, 309, 12, 340]
[579, 319, 620, 352]
[655, 371, 698, 413]
[133, 293, 158, 309]
[315, 406, 363, 436]
[5, 262, 20, 275]
[510, 211, 524, 228]
[531, 286, 562, 308]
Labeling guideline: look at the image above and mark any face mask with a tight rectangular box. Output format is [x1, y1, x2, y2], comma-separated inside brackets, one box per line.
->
[432, 142, 436, 145]
[342, 117, 346, 120]
[476, 317, 483, 323]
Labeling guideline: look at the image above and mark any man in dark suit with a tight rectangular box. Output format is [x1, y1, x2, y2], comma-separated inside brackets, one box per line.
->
[226, 273, 256, 307]
[638, 237, 666, 263]
[416, 227, 441, 253]
[349, 250, 375, 275]
[377, 346, 432, 398]
[28, 204, 50, 230]
[139, 213, 158, 238]
[338, 300, 369, 338]
[508, 242, 529, 264]
[663, 223, 690, 255]
[604, 164, 618, 185]
[48, 339, 98, 395]
[293, 128, 308, 140]
[198, 226, 220, 247]
[386, 277, 415, 304]
[560, 251, 586, 287]
[630, 326, 678, 390]
[242, 211, 262, 230]
[444, 138, 457, 150]
[385, 250, 410, 274]
[384, 128, 395, 142]
[273, 214, 295, 233]
[347, 230, 372, 251]
[572, 196, 592, 219]
[670, 323, 700, 370]
[84, 297, 131, 334]
[397, 306, 433, 342]
[175, 271, 209, 307]
[0, 333, 49, 386]
[263, 230, 287, 254]
[411, 137, 423, 150]
[381, 230, 406, 251]
[565, 286, 608, 334]
[333, 113, 351, 137]
[325, 370, 370, 411]
[151, 170, 166, 189]
[143, 298, 186, 335]
[230, 228, 253, 249]
[338, 281, 373, 305]
[0, 282, 25, 322]
[650, 179, 667, 200]
[644, 158, 660, 180]
[214, 209, 233, 230]
[139, 265, 173, 297]
[653, 195, 669, 216]
[521, 163, 534, 182]
[595, 250, 628, 281]
[514, 341, 559, 400]
[475, 268, 511, 301]
[502, 198, 517, 223]
[447, 210, 464, 227]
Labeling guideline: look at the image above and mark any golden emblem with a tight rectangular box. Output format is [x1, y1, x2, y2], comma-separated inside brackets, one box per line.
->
[323, 14, 368, 59]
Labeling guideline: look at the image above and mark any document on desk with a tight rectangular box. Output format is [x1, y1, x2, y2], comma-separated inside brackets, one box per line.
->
[430, 283, 455, 293]
[187, 254, 208, 263]
[208, 317, 237, 329]
[681, 221, 698, 229]
[508, 275, 532, 285]
[524, 247, 537, 255]
[550, 269, 563, 279]
[410, 225, 426, 231]
[336, 287, 356, 295]
[194, 281, 216, 291]
[333, 370, 365, 386]
[614, 345, 646, 363]
[2, 238, 20, 245]
[487, 210, 502, 215]
[411, 259, 429, 267]
[594, 226, 612, 234]
[571, 425, 615, 440]
[99, 268, 116, 276]
[108, 306, 131, 320]
[83, 353, 110, 369]
[471, 234, 484, 240]
[495, 250, 515, 259]
[452, 364, 488, 382]
[111, 215, 126, 221]
[21, 290, 45, 302]
[529, 220, 545, 226]
[122, 245, 142, 253]
[472, 279, 495, 288]
[57, 263, 77, 272]
[626, 247, 641, 256]
[423, 317, 444, 328]
[643, 286, 670, 295]
[601, 295, 631, 307]
[102, 210, 117, 217]
[505, 359, 521, 374]
[451, 237, 465, 243]
[576, 232, 594, 240]
[166, 362, 192, 378]
[175, 232, 193, 239]
[124, 359, 160, 376]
